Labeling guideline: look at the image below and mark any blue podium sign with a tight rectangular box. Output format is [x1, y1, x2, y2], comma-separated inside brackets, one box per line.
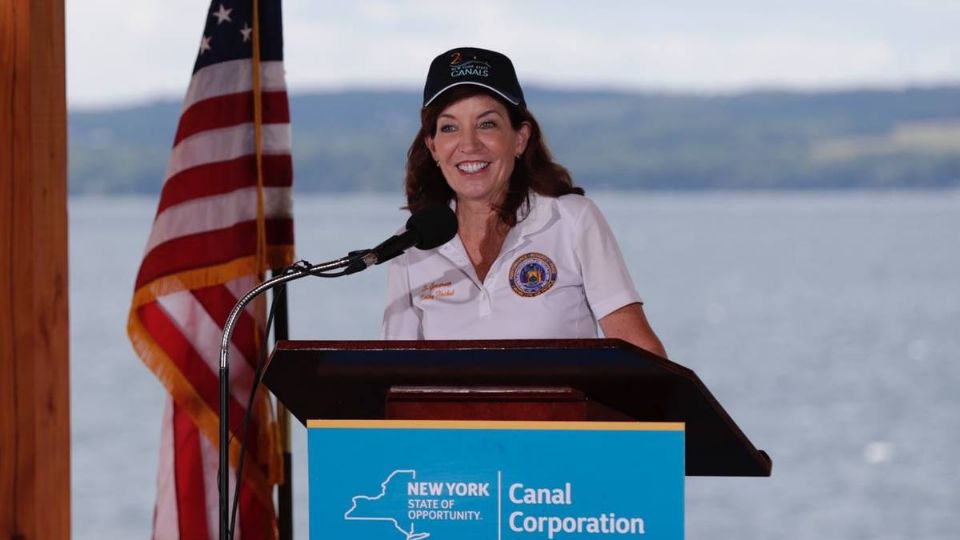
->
[307, 420, 684, 540]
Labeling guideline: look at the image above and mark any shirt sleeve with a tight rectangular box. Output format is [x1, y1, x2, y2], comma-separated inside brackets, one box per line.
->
[380, 251, 423, 339]
[573, 197, 643, 320]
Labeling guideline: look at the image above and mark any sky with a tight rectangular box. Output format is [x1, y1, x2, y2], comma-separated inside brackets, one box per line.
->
[67, 0, 960, 108]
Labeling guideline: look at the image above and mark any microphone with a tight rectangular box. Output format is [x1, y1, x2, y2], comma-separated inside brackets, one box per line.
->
[347, 205, 457, 273]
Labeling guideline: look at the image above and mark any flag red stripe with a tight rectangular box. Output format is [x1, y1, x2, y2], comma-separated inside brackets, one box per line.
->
[174, 403, 211, 539]
[138, 302, 262, 445]
[158, 154, 292, 214]
[240, 478, 271, 539]
[174, 90, 290, 145]
[191, 285, 261, 372]
[136, 219, 294, 289]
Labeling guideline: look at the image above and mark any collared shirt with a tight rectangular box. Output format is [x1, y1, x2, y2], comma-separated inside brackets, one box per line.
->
[380, 193, 642, 340]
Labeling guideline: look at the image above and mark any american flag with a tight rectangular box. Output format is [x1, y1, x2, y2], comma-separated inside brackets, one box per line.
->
[127, 1, 294, 538]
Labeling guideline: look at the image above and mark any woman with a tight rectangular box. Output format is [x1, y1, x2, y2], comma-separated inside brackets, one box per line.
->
[381, 46, 666, 358]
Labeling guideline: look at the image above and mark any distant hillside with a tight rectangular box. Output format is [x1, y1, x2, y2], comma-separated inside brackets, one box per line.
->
[68, 86, 960, 194]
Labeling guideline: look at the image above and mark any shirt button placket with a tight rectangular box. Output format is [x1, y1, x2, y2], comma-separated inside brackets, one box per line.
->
[478, 287, 492, 317]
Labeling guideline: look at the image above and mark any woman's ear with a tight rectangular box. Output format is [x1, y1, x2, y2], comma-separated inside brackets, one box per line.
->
[425, 135, 437, 162]
[516, 122, 532, 156]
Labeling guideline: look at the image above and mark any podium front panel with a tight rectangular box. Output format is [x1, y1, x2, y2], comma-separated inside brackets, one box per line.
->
[307, 420, 684, 540]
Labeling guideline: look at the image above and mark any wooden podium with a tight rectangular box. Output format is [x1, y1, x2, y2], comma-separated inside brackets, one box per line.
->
[263, 338, 771, 477]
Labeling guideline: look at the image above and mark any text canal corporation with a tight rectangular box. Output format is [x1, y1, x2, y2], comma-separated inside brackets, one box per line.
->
[404, 474, 647, 539]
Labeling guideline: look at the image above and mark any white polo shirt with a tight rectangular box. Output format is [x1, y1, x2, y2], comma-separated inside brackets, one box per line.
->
[380, 193, 642, 340]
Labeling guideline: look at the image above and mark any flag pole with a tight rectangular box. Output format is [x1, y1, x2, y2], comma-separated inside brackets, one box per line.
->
[252, 1, 293, 536]
[251, 1, 293, 538]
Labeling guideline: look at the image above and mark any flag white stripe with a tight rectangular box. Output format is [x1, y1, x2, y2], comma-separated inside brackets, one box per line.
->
[165, 123, 291, 182]
[184, 59, 287, 112]
[146, 186, 292, 255]
[200, 432, 230, 540]
[153, 400, 180, 540]
[155, 292, 255, 407]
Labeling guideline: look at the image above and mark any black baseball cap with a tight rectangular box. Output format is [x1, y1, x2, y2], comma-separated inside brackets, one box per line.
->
[422, 47, 525, 108]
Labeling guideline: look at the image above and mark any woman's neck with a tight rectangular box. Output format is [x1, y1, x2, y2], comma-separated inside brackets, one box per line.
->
[456, 199, 499, 231]
[456, 199, 510, 283]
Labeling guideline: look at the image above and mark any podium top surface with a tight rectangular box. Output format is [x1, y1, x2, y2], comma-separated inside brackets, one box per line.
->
[263, 338, 772, 477]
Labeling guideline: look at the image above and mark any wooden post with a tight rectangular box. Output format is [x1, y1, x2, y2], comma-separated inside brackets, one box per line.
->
[0, 0, 71, 537]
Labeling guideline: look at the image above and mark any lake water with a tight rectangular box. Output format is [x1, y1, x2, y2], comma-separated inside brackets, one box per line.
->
[69, 191, 960, 539]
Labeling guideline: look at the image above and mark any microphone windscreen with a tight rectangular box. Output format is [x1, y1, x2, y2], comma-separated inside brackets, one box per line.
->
[406, 205, 458, 250]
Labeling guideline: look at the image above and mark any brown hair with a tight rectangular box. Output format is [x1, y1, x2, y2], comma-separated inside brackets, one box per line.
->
[404, 86, 583, 225]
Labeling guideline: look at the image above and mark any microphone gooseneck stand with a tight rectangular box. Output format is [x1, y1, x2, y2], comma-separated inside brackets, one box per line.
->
[216, 203, 457, 539]
[217, 254, 361, 540]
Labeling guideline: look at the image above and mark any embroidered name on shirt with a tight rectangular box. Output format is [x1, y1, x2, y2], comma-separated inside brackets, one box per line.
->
[509, 252, 557, 297]
[420, 281, 455, 301]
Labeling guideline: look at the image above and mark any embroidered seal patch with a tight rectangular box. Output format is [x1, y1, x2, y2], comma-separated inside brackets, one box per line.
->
[509, 252, 557, 297]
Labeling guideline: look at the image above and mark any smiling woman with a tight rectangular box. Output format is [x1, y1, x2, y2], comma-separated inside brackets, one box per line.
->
[380, 46, 666, 357]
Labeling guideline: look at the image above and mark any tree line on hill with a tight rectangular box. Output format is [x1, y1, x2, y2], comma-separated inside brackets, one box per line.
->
[68, 85, 960, 194]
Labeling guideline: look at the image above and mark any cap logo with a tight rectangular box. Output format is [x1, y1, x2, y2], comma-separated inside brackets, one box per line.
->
[450, 53, 490, 79]
[509, 252, 557, 297]
[424, 47, 523, 108]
